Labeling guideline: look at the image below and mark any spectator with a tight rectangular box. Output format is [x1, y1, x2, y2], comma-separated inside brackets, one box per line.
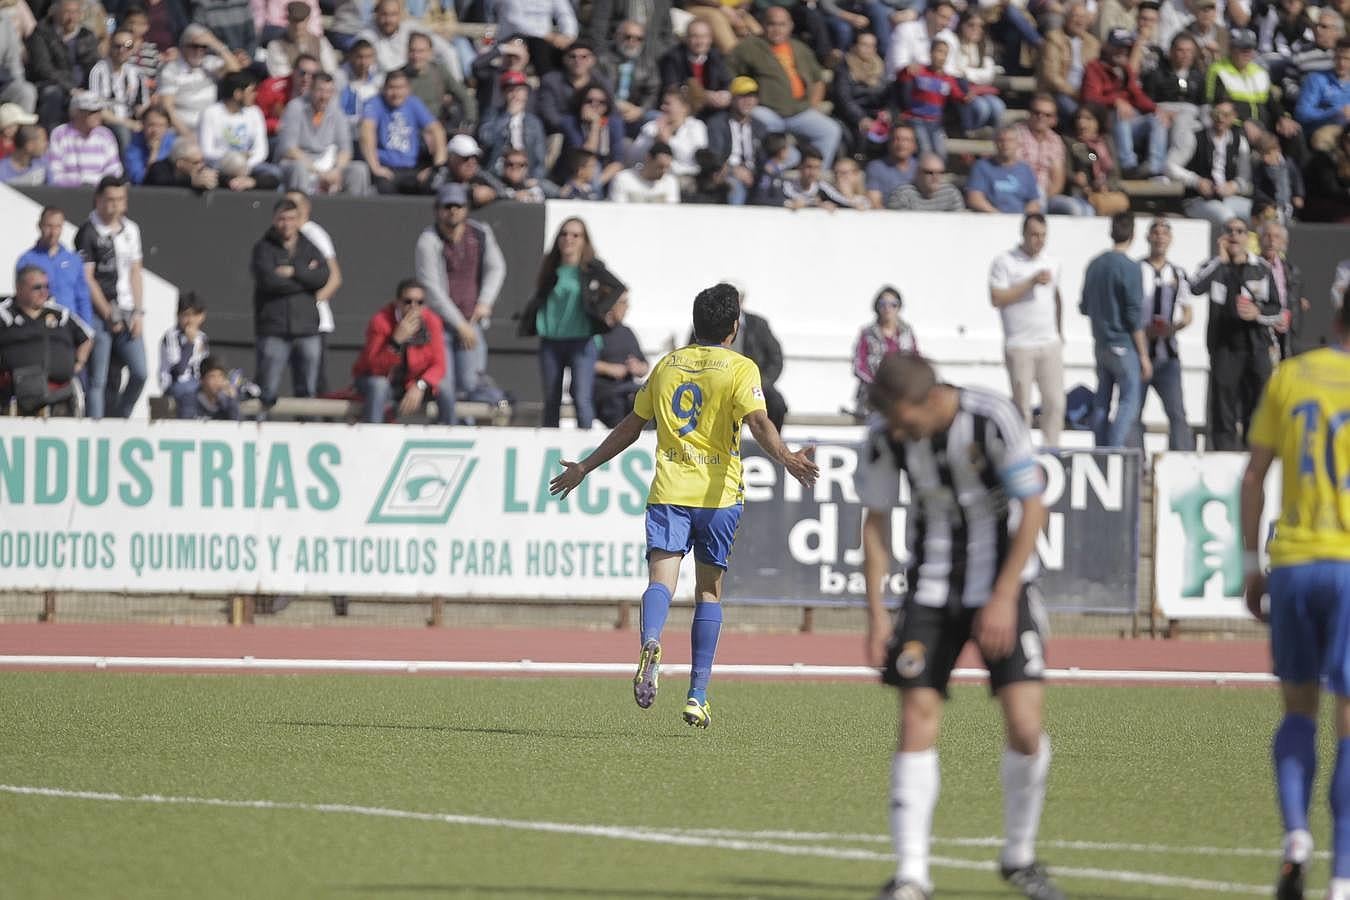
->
[442, 133, 499, 206]
[538, 39, 608, 134]
[1207, 28, 1301, 149]
[728, 281, 788, 431]
[1251, 131, 1304, 224]
[194, 355, 242, 420]
[1302, 122, 1350, 222]
[781, 144, 849, 207]
[277, 71, 370, 195]
[17, 207, 91, 326]
[952, 14, 1005, 135]
[487, 146, 552, 200]
[559, 84, 627, 185]
[657, 19, 732, 116]
[885, 0, 957, 79]
[76, 176, 146, 420]
[732, 6, 843, 167]
[479, 70, 548, 181]
[493, 0, 579, 75]
[609, 139, 680, 201]
[48, 93, 123, 187]
[86, 28, 148, 150]
[0, 16, 33, 115]
[0, 265, 90, 417]
[158, 291, 211, 417]
[358, 0, 463, 79]
[257, 53, 318, 136]
[198, 70, 281, 190]
[1096, 0, 1140, 41]
[471, 36, 532, 117]
[1258, 219, 1306, 358]
[556, 147, 605, 199]
[1131, 0, 1166, 77]
[191, 0, 258, 60]
[1285, 8, 1344, 105]
[255, 0, 321, 46]
[352, 278, 448, 423]
[630, 86, 709, 177]
[282, 190, 341, 393]
[414, 182, 506, 422]
[589, 0, 674, 64]
[865, 122, 919, 207]
[1333, 256, 1350, 306]
[1255, 0, 1313, 66]
[1064, 103, 1130, 215]
[1080, 212, 1149, 448]
[966, 124, 1040, 213]
[688, 147, 733, 202]
[158, 24, 240, 135]
[1143, 32, 1206, 155]
[0, 123, 46, 184]
[851, 285, 918, 414]
[831, 155, 873, 208]
[339, 40, 382, 132]
[750, 131, 792, 203]
[684, 0, 762, 56]
[1038, 2, 1100, 121]
[1166, 99, 1254, 226]
[1016, 92, 1076, 214]
[592, 292, 649, 427]
[130, 0, 188, 72]
[1189, 216, 1281, 449]
[898, 38, 965, 159]
[518, 217, 627, 428]
[1294, 36, 1350, 132]
[886, 151, 965, 209]
[706, 74, 767, 205]
[990, 213, 1064, 447]
[144, 138, 221, 189]
[264, 0, 338, 77]
[359, 69, 448, 195]
[249, 196, 330, 410]
[831, 30, 889, 142]
[597, 19, 660, 135]
[405, 31, 477, 132]
[26, 0, 99, 129]
[1082, 29, 1167, 178]
[124, 105, 175, 184]
[0, 101, 32, 156]
[1137, 216, 1195, 450]
[1183, 0, 1228, 68]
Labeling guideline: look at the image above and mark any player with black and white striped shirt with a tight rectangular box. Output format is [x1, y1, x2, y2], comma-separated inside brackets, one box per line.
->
[856, 352, 1061, 900]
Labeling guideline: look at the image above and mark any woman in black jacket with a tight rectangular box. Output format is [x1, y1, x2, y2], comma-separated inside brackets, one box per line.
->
[518, 217, 626, 428]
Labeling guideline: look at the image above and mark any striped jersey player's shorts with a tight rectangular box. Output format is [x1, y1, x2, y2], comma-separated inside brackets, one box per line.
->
[883, 584, 1049, 697]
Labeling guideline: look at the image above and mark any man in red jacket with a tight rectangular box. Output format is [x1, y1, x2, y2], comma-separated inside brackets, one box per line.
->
[1082, 29, 1169, 177]
[353, 278, 448, 422]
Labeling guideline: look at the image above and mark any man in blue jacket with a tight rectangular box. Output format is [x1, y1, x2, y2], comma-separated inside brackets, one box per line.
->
[1080, 212, 1150, 449]
[16, 206, 93, 327]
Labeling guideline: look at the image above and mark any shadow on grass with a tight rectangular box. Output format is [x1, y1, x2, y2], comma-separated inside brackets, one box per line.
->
[335, 886, 838, 899]
[267, 720, 693, 740]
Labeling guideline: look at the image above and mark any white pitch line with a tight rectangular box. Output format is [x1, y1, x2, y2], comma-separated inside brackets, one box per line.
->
[0, 655, 1280, 684]
[0, 784, 1274, 895]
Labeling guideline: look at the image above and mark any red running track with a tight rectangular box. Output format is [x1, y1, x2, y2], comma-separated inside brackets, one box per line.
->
[0, 623, 1271, 675]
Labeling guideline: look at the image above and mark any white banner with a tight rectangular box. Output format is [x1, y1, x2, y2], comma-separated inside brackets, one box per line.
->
[1153, 452, 1281, 620]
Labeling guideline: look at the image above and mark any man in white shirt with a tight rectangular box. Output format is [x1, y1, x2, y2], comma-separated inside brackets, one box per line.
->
[886, 0, 959, 79]
[197, 70, 282, 191]
[989, 213, 1064, 447]
[358, 0, 463, 80]
[608, 140, 680, 202]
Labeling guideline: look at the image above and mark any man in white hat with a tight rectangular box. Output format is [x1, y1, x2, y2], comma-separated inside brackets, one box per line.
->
[48, 92, 123, 187]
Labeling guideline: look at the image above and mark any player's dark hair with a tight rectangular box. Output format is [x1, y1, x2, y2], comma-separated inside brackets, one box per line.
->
[868, 351, 936, 410]
[647, 141, 673, 159]
[692, 283, 741, 343]
[1110, 211, 1135, 245]
[177, 291, 205, 314]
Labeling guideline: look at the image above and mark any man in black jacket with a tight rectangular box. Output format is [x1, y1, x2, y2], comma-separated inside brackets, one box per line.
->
[1258, 220, 1308, 358]
[1189, 218, 1281, 450]
[657, 20, 732, 117]
[250, 197, 330, 411]
[706, 76, 767, 205]
[689, 280, 788, 430]
[1165, 100, 1253, 228]
[26, 0, 100, 129]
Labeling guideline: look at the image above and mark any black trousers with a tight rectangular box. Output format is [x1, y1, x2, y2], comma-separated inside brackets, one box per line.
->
[763, 382, 788, 434]
[1207, 344, 1271, 451]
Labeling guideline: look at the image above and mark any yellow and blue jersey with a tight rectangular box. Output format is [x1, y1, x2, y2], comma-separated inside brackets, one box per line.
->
[1249, 347, 1350, 568]
[634, 343, 767, 509]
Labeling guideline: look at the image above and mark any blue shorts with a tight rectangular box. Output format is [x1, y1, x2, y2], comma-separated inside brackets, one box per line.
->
[645, 503, 743, 569]
[1269, 561, 1350, 694]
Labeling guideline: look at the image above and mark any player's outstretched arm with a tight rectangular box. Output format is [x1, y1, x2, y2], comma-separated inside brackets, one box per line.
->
[744, 409, 819, 488]
[861, 510, 892, 668]
[548, 412, 649, 500]
[1241, 444, 1276, 622]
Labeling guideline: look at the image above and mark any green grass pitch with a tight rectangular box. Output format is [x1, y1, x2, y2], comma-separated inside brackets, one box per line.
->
[0, 672, 1335, 899]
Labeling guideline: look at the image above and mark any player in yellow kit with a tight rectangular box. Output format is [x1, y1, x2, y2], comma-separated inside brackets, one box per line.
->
[1243, 294, 1350, 900]
[550, 283, 818, 728]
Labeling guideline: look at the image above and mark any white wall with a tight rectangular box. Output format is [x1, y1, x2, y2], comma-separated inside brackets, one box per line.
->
[545, 202, 1214, 428]
[0, 185, 178, 419]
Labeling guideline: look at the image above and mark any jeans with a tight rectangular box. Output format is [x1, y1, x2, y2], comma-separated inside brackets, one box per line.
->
[87, 322, 147, 420]
[538, 336, 597, 428]
[1182, 195, 1253, 229]
[1112, 112, 1167, 175]
[255, 334, 323, 410]
[167, 379, 200, 419]
[727, 176, 749, 206]
[911, 119, 947, 160]
[751, 106, 843, 168]
[1139, 355, 1194, 450]
[959, 94, 1006, 133]
[1091, 340, 1143, 449]
[437, 320, 489, 424]
[280, 158, 372, 195]
[356, 374, 406, 423]
[1048, 193, 1094, 216]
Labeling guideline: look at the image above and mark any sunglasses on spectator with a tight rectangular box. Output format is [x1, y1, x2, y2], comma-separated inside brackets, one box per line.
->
[186, 43, 208, 50]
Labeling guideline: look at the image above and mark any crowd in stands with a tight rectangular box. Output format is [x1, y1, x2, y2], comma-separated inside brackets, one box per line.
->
[0, 0, 1337, 219]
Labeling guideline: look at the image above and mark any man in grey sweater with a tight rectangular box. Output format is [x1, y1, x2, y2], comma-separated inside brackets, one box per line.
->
[277, 73, 370, 195]
[413, 183, 506, 423]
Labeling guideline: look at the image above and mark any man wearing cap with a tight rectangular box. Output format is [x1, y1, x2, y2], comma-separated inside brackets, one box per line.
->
[359, 68, 449, 194]
[657, 19, 732, 116]
[414, 182, 506, 424]
[706, 75, 768, 205]
[48, 92, 123, 187]
[278, 72, 371, 194]
[265, 0, 340, 77]
[731, 6, 842, 167]
[444, 133, 500, 206]
[1209, 28, 1302, 146]
[404, 31, 478, 133]
[479, 69, 548, 180]
[1083, 28, 1169, 177]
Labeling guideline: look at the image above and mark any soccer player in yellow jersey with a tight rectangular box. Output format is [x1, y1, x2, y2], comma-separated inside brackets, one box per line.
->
[1243, 295, 1350, 900]
[550, 283, 818, 728]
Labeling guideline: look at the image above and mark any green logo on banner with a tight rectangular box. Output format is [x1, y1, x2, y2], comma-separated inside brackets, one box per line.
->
[368, 440, 477, 524]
